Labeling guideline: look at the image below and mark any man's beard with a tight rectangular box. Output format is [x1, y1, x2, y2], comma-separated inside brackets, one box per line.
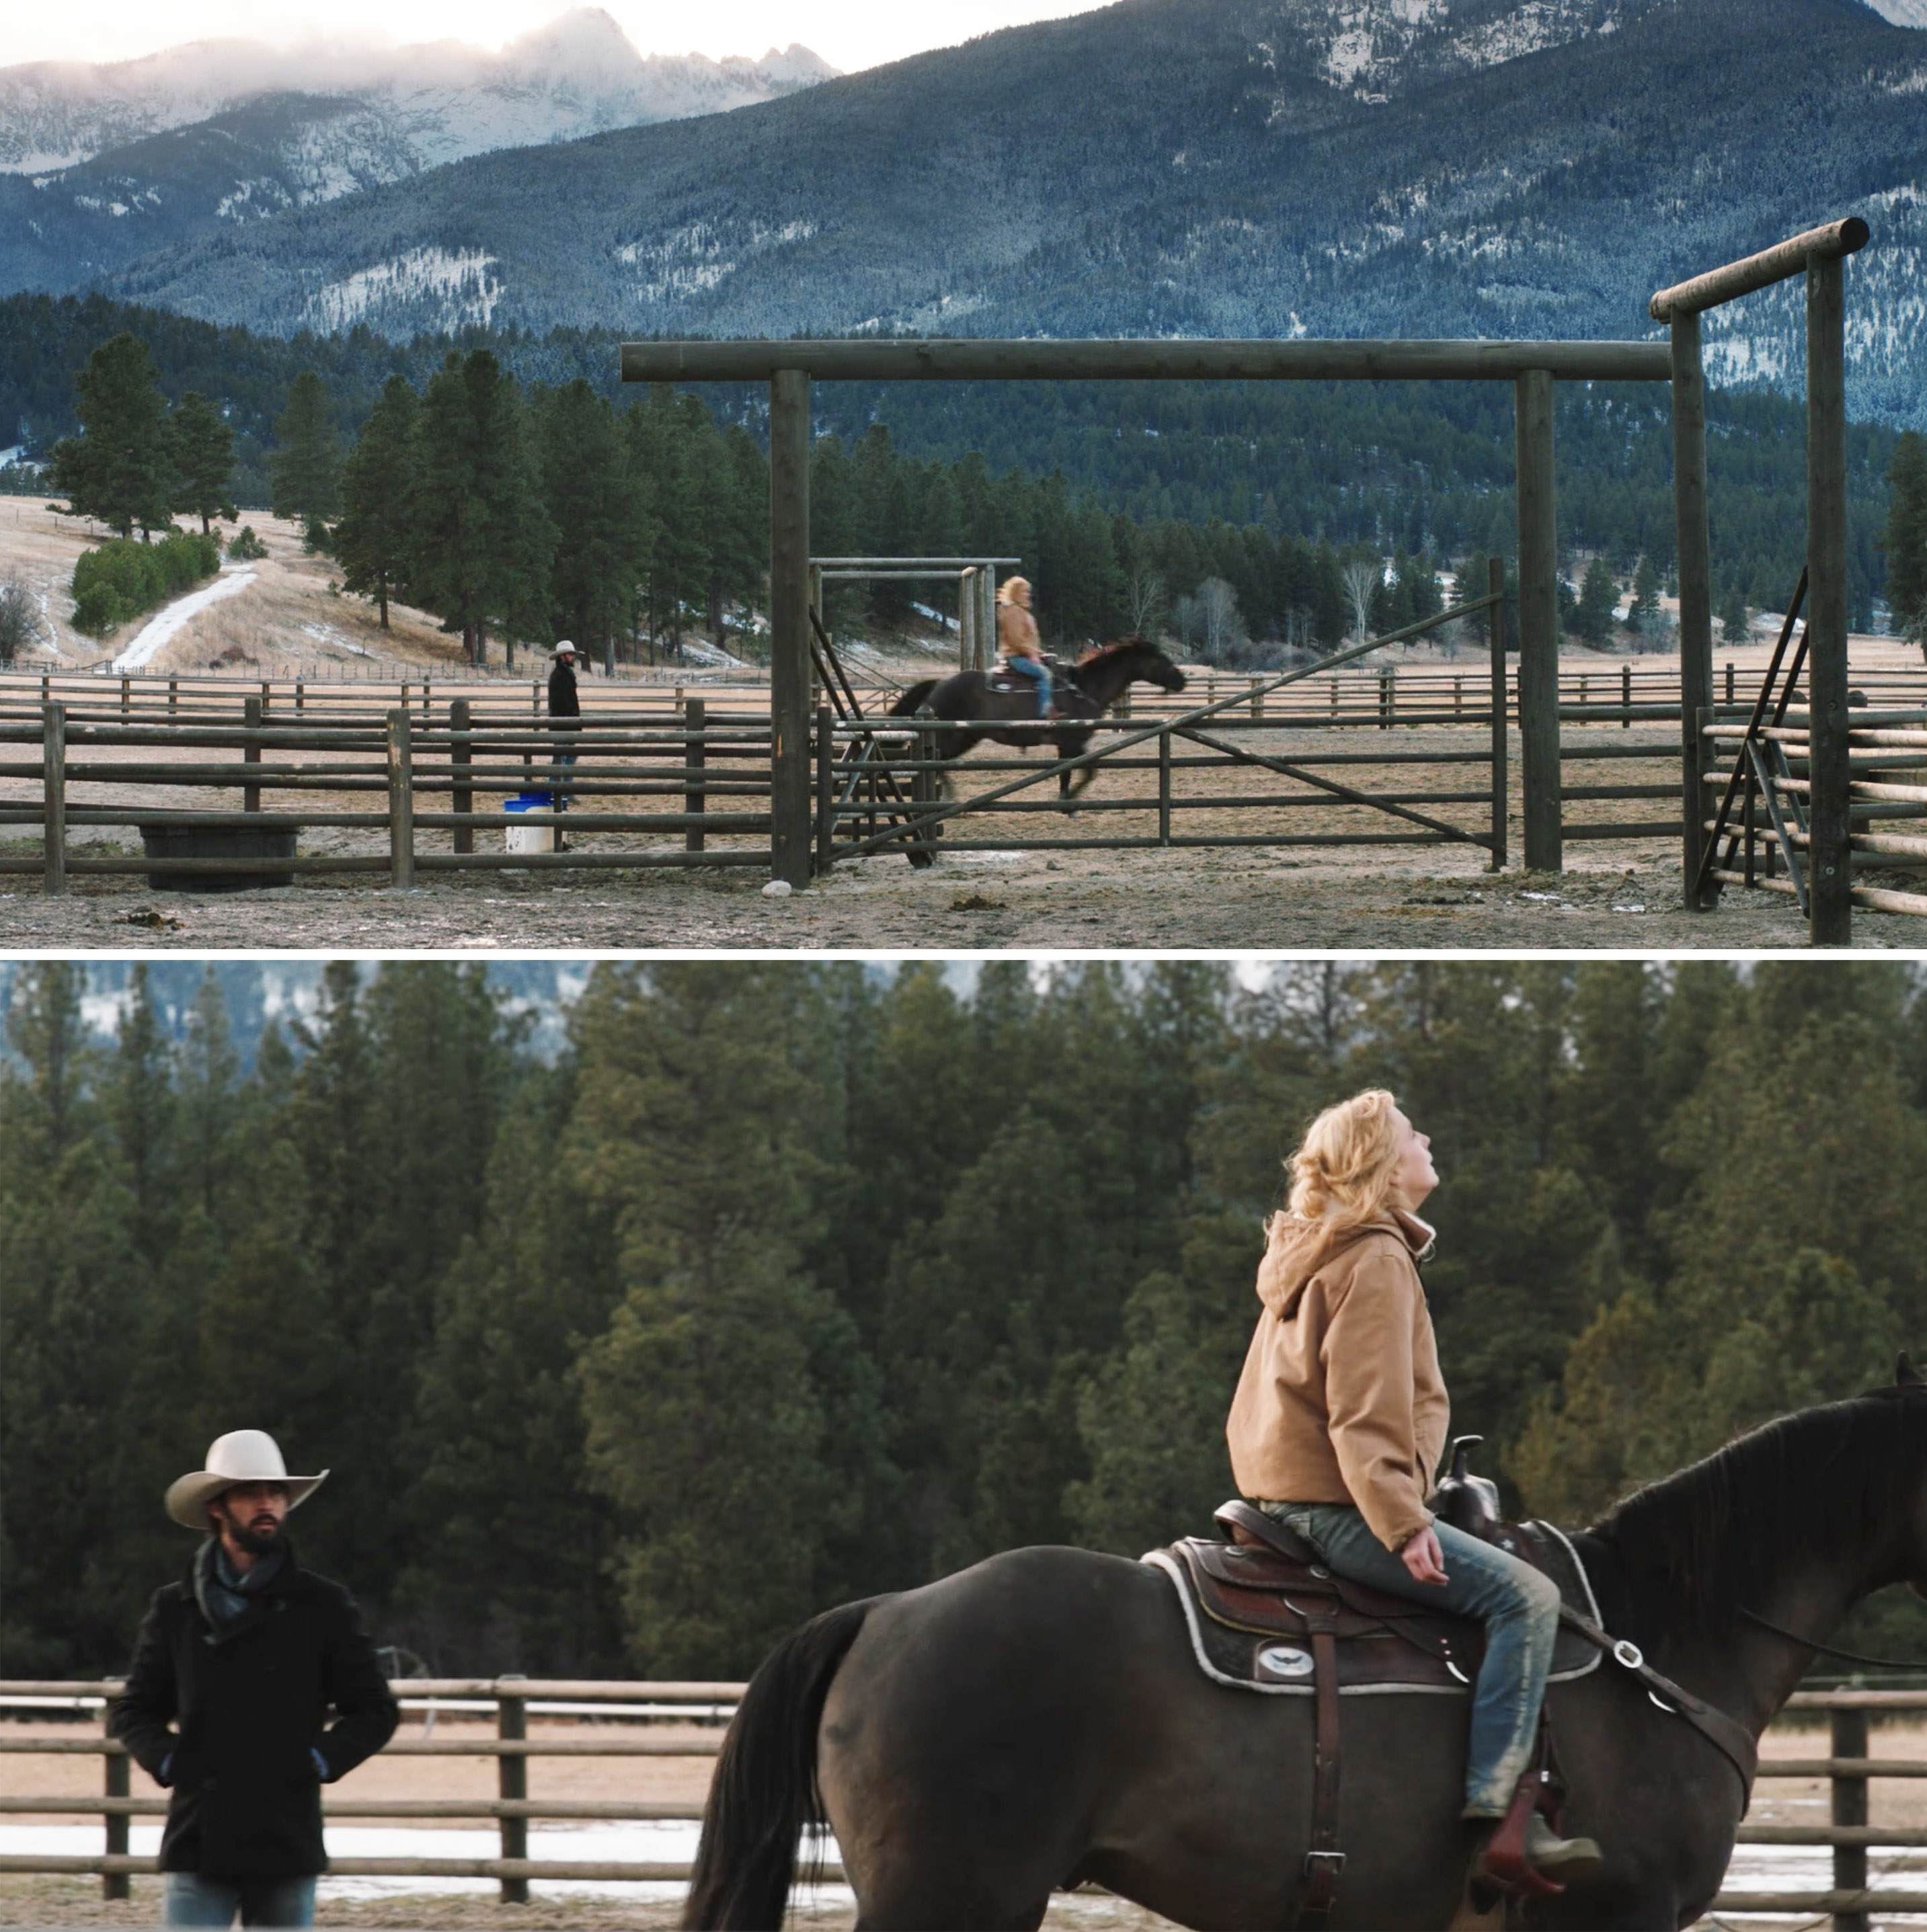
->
[225, 1518, 282, 1558]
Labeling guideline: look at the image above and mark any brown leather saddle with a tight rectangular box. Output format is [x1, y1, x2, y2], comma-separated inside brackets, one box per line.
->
[1149, 1498, 1602, 1695]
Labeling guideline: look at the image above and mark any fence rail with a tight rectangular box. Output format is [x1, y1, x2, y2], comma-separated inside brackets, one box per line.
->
[0, 1683, 1920, 1923]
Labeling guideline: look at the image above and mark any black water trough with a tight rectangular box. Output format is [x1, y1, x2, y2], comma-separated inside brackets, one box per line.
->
[140, 826, 298, 891]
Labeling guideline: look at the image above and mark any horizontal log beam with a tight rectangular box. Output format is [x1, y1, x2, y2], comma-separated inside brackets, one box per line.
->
[621, 338, 1672, 385]
[1650, 217, 1870, 321]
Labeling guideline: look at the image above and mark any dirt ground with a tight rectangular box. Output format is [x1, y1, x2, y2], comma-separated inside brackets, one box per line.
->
[0, 838, 1893, 951]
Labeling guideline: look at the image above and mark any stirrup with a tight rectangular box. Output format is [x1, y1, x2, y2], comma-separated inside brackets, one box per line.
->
[1473, 1777, 1565, 1898]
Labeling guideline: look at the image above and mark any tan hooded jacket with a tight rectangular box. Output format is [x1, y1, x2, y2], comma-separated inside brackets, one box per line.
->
[1224, 1209, 1448, 1552]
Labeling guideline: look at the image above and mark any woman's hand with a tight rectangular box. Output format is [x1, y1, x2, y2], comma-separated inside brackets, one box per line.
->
[1401, 1525, 1448, 1586]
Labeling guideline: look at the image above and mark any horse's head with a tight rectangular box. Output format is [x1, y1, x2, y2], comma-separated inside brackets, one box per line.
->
[1085, 637, 1186, 692]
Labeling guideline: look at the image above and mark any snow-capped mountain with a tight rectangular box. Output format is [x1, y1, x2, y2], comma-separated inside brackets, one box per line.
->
[0, 9, 835, 175]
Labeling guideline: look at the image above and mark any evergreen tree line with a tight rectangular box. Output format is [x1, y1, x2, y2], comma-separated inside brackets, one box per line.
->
[8, 294, 1912, 640]
[5, 958, 1926, 1683]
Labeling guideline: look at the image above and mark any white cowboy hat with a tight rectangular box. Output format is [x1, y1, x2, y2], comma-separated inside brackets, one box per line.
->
[551, 640, 578, 657]
[165, 1430, 329, 1529]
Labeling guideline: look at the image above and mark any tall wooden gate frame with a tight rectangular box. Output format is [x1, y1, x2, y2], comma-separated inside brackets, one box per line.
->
[622, 216, 1868, 935]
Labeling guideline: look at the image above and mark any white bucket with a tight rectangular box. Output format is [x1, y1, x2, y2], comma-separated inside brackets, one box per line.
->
[504, 797, 555, 855]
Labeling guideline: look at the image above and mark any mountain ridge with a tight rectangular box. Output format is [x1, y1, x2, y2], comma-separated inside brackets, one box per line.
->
[5, 0, 1926, 423]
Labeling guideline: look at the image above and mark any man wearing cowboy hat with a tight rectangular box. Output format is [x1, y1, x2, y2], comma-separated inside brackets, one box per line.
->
[112, 1431, 398, 1927]
[994, 576, 1054, 719]
[547, 639, 583, 843]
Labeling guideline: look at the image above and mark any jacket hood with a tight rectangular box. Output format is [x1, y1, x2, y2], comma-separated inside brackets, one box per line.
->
[1257, 1208, 1436, 1322]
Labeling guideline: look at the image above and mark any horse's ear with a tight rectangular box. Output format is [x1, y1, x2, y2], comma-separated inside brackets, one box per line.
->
[1899, 1351, 1926, 1387]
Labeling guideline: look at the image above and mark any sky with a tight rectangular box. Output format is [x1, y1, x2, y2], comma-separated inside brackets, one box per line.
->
[0, 0, 1102, 77]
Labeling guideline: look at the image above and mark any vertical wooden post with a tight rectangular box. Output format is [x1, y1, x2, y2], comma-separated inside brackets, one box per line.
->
[294, 680, 304, 717]
[498, 1681, 528, 1905]
[1514, 367, 1562, 871]
[1158, 729, 1172, 846]
[169, 677, 179, 717]
[120, 674, 130, 720]
[526, 683, 537, 789]
[980, 565, 996, 673]
[1831, 1705, 1868, 1932]
[1672, 309, 1716, 903]
[816, 701, 834, 875]
[1807, 251, 1852, 945]
[243, 694, 262, 815]
[1622, 662, 1632, 729]
[769, 368, 812, 887]
[102, 1712, 128, 1900]
[450, 696, 473, 856]
[387, 708, 415, 889]
[957, 569, 974, 672]
[42, 703, 65, 895]
[1488, 557, 1508, 872]
[1725, 662, 1735, 706]
[685, 696, 707, 852]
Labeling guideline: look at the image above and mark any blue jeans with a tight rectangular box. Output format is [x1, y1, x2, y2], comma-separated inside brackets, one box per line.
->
[549, 729, 580, 813]
[1265, 1501, 1560, 1816]
[1002, 654, 1051, 717]
[163, 1872, 316, 1927]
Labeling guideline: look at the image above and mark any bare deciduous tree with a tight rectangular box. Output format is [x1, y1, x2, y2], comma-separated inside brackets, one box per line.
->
[0, 571, 43, 668]
[1341, 558, 1382, 644]
[1125, 567, 1167, 639]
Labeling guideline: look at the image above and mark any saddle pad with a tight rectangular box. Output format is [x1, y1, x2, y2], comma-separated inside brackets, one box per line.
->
[1144, 1521, 1602, 1697]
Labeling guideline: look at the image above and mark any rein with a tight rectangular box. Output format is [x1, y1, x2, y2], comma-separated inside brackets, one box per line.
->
[1739, 1605, 1927, 1671]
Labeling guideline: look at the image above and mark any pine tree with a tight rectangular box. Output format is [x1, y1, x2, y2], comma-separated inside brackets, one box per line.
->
[1883, 430, 1927, 644]
[335, 374, 420, 630]
[1627, 554, 1660, 637]
[1719, 578, 1750, 646]
[1571, 556, 1618, 646]
[411, 352, 554, 665]
[48, 333, 175, 538]
[269, 370, 342, 526]
[535, 379, 642, 670]
[169, 391, 234, 534]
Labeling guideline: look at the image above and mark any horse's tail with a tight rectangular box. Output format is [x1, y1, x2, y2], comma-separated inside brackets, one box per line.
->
[680, 1598, 876, 1930]
[890, 679, 939, 717]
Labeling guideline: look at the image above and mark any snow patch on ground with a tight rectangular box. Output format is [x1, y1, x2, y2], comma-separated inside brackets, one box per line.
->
[108, 568, 258, 672]
[305, 247, 501, 332]
[299, 621, 373, 657]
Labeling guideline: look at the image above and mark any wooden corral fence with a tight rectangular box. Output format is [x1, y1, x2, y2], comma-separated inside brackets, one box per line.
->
[0, 1680, 1921, 1929]
[1657, 216, 1871, 942]
[0, 578, 1701, 885]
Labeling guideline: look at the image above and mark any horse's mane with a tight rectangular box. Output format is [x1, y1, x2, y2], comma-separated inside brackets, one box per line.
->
[1573, 1386, 1927, 1647]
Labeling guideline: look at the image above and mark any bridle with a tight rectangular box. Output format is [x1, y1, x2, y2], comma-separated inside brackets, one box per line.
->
[1738, 1603, 1927, 1671]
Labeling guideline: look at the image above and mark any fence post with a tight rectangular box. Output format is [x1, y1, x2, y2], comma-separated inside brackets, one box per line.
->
[1488, 559, 1508, 872]
[169, 677, 179, 717]
[450, 697, 473, 856]
[120, 674, 130, 721]
[685, 696, 707, 852]
[1158, 729, 1172, 846]
[1807, 249, 1852, 947]
[1623, 662, 1633, 729]
[387, 709, 416, 889]
[1672, 307, 1716, 904]
[769, 366, 813, 888]
[243, 695, 262, 815]
[1514, 366, 1562, 871]
[42, 703, 65, 895]
[498, 1679, 528, 1905]
[102, 1710, 128, 1900]
[1832, 1704, 1868, 1932]
[816, 701, 834, 875]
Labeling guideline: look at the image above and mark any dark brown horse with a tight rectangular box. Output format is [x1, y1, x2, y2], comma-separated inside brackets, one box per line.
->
[684, 1363, 1927, 1930]
[889, 638, 1186, 800]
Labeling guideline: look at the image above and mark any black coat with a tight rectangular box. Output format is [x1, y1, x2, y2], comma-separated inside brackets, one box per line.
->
[548, 660, 580, 718]
[111, 1545, 399, 1877]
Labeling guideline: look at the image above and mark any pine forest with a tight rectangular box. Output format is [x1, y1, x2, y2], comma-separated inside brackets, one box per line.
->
[4, 958, 1924, 1683]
